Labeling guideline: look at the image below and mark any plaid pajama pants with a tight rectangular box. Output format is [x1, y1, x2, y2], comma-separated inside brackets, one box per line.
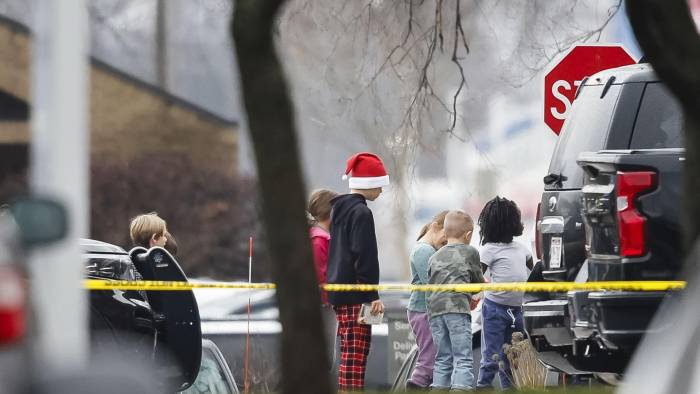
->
[334, 304, 372, 391]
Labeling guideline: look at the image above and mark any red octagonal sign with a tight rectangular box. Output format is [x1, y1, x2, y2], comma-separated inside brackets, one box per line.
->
[544, 45, 636, 135]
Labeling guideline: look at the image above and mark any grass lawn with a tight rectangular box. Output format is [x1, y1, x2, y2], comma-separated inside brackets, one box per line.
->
[366, 388, 615, 394]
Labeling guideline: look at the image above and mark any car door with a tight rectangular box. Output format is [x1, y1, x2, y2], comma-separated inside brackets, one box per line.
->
[182, 339, 240, 394]
[130, 246, 202, 392]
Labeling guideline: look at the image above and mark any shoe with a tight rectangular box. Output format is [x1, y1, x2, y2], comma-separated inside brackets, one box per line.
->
[406, 381, 430, 391]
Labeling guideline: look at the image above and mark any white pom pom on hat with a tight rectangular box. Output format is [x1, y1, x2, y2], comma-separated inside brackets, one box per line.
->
[342, 152, 390, 189]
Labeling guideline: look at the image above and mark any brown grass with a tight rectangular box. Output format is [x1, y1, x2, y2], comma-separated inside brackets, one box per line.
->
[503, 331, 547, 389]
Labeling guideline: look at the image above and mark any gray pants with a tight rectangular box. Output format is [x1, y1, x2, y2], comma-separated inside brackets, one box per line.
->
[322, 305, 338, 368]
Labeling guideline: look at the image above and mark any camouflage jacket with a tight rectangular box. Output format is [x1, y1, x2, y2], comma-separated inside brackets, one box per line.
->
[427, 243, 484, 318]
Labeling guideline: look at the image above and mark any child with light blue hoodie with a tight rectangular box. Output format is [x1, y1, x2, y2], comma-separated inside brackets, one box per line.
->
[406, 211, 447, 390]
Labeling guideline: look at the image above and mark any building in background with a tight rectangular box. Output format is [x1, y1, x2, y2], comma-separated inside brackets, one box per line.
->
[0, 15, 238, 180]
[0, 14, 256, 281]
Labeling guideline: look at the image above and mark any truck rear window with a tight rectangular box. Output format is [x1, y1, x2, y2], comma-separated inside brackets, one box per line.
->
[547, 84, 622, 190]
[630, 83, 684, 149]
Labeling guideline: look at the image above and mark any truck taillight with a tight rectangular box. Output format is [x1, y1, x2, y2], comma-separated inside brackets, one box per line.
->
[535, 202, 542, 259]
[0, 266, 25, 345]
[616, 171, 656, 257]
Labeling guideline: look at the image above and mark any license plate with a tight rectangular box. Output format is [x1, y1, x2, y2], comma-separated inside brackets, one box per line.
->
[550, 237, 562, 269]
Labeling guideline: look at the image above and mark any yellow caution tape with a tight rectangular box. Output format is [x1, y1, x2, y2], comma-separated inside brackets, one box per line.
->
[84, 279, 686, 292]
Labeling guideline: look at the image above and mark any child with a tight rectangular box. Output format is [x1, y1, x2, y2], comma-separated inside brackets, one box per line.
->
[308, 188, 340, 369]
[476, 196, 533, 390]
[327, 152, 389, 391]
[406, 210, 448, 390]
[307, 188, 339, 304]
[427, 210, 484, 392]
[129, 212, 167, 249]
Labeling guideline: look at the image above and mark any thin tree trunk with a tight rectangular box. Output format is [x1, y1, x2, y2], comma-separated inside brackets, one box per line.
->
[626, 0, 700, 254]
[156, 0, 167, 90]
[232, 1, 331, 393]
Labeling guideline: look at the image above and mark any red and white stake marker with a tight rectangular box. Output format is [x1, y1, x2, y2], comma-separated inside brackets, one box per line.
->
[244, 236, 253, 394]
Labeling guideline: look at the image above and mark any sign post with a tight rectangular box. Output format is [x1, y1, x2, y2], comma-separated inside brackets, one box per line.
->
[544, 45, 636, 135]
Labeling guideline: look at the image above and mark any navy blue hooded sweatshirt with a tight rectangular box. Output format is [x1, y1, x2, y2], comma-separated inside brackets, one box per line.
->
[327, 193, 380, 306]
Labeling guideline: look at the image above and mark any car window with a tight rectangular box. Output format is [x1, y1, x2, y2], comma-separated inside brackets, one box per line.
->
[547, 84, 622, 190]
[630, 83, 684, 149]
[197, 291, 278, 321]
[181, 347, 234, 394]
[84, 255, 137, 280]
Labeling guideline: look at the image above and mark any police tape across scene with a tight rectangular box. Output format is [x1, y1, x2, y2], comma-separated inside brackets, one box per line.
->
[84, 279, 687, 292]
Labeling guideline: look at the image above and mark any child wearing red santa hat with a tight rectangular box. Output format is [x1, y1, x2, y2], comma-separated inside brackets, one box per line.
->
[327, 152, 390, 391]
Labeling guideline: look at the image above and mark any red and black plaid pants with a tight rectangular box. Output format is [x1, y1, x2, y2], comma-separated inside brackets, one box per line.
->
[334, 304, 372, 391]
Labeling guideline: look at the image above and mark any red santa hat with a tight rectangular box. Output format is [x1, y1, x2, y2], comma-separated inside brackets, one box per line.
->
[342, 152, 390, 189]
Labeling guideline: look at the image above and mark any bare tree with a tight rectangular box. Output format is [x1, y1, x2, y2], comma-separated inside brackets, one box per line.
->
[625, 0, 700, 254]
[231, 1, 331, 394]
[229, 2, 630, 392]
[277, 0, 623, 279]
[281, 0, 622, 138]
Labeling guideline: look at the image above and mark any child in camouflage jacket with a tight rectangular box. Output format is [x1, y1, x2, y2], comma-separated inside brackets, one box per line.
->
[427, 210, 485, 391]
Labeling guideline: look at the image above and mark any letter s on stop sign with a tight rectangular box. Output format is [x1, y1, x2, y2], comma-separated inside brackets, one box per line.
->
[544, 45, 636, 135]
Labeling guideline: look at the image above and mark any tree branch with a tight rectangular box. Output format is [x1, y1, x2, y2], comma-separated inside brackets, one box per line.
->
[449, 0, 468, 133]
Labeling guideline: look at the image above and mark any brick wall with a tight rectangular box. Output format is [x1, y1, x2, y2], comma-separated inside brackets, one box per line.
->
[0, 18, 238, 176]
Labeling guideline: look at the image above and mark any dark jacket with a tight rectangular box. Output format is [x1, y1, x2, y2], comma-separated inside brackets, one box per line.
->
[326, 194, 380, 305]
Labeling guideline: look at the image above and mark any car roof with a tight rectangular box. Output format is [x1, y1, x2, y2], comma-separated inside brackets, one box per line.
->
[80, 238, 128, 255]
[584, 63, 659, 86]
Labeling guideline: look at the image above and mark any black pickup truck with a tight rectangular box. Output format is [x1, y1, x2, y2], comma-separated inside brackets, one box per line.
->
[525, 63, 684, 377]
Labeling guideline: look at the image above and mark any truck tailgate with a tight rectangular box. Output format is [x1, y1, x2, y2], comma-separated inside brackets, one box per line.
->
[578, 149, 684, 281]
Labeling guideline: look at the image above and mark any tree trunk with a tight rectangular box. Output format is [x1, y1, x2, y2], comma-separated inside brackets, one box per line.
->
[626, 0, 700, 254]
[231, 1, 332, 394]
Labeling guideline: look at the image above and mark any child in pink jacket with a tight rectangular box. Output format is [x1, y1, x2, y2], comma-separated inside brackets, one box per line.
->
[308, 188, 338, 304]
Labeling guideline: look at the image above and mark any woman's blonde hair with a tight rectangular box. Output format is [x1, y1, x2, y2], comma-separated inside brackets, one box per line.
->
[307, 189, 338, 224]
[416, 210, 449, 241]
[130, 212, 167, 248]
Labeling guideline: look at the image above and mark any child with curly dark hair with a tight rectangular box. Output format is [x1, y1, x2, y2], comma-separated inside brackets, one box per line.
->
[476, 196, 533, 390]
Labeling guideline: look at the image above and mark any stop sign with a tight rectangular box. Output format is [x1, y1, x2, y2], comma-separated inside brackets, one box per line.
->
[544, 45, 636, 135]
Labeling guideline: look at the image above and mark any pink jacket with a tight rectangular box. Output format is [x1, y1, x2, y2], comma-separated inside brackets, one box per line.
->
[310, 226, 330, 304]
